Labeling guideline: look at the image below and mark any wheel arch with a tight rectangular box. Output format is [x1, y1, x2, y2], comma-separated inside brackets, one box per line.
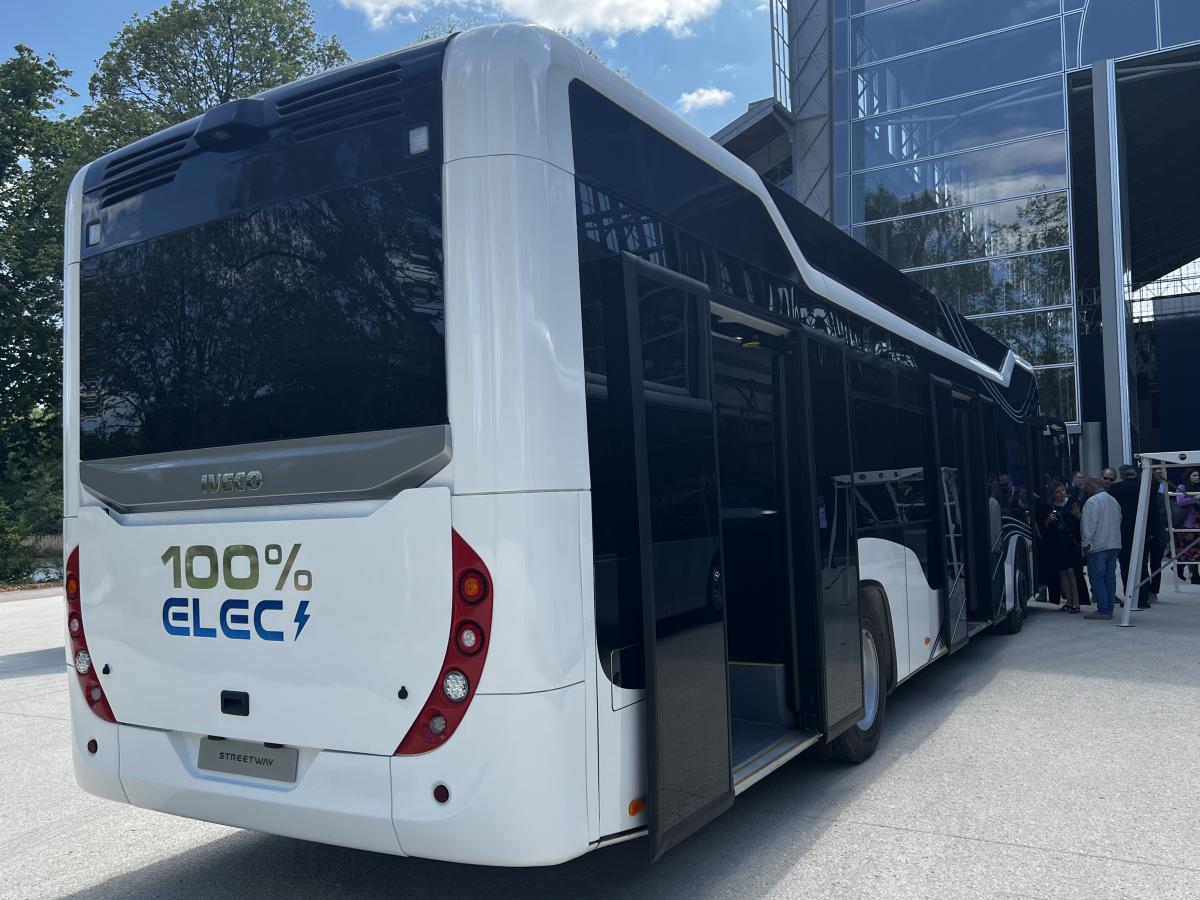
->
[858, 579, 897, 693]
[1003, 534, 1035, 613]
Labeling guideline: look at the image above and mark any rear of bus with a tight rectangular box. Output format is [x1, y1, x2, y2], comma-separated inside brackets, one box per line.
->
[63, 34, 594, 865]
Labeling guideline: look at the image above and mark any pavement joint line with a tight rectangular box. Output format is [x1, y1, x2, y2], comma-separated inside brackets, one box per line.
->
[336, 857, 402, 889]
[753, 806, 1200, 875]
[0, 709, 70, 723]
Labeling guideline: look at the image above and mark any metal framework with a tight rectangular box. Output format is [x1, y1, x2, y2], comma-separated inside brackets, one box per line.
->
[1117, 450, 1200, 628]
[770, 0, 791, 112]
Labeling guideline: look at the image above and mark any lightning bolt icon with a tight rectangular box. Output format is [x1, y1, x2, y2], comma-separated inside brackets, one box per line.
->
[293, 600, 311, 640]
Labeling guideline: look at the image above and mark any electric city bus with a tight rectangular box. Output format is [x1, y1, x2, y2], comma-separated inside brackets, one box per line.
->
[63, 25, 1048, 865]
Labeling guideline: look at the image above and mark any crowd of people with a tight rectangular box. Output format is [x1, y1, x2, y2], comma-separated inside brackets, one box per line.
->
[1040, 466, 1200, 619]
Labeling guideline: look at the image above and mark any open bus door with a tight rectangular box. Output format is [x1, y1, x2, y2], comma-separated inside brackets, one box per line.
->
[931, 379, 971, 652]
[600, 252, 733, 860]
[794, 337, 864, 738]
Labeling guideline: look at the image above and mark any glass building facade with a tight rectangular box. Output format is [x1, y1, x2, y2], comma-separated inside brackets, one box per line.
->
[807, 0, 1200, 426]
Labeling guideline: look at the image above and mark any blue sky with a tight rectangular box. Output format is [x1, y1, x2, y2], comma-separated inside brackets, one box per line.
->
[2, 0, 772, 136]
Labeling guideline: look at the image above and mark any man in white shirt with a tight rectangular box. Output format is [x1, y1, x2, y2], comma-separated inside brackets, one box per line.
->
[1080, 476, 1122, 619]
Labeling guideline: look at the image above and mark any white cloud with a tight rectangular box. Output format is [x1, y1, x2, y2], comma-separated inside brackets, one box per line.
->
[715, 62, 739, 74]
[340, 0, 425, 28]
[339, 0, 721, 36]
[676, 86, 733, 113]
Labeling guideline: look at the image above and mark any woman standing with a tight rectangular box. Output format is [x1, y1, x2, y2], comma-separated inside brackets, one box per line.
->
[1045, 482, 1082, 612]
[1063, 488, 1088, 602]
[1175, 470, 1200, 585]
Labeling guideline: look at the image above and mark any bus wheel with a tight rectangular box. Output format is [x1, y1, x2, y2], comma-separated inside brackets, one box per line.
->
[999, 557, 1028, 635]
[707, 557, 724, 615]
[831, 593, 889, 764]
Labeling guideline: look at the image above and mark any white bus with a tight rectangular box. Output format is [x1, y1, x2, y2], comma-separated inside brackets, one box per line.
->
[63, 25, 1051, 865]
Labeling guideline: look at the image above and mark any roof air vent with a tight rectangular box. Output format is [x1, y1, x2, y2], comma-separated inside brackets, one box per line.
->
[276, 60, 407, 142]
[97, 129, 195, 208]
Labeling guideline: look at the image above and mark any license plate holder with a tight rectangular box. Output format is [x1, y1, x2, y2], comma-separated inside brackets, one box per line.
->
[198, 737, 298, 783]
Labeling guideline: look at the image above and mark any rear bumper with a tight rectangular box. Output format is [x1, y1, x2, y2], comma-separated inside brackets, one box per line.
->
[70, 679, 590, 866]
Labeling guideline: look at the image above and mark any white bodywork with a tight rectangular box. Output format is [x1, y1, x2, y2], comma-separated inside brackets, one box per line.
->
[65, 24, 1035, 866]
[857, 533, 1033, 686]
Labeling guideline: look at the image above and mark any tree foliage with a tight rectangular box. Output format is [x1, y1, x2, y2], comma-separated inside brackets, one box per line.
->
[417, 12, 484, 41]
[0, 46, 72, 419]
[88, 0, 349, 146]
[0, 1, 350, 582]
[0, 46, 74, 579]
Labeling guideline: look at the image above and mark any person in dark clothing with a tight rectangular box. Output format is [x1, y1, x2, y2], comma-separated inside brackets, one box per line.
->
[1043, 482, 1081, 612]
[1062, 490, 1088, 604]
[1146, 471, 1169, 600]
[1108, 464, 1161, 609]
[1067, 471, 1085, 504]
[1037, 477, 1061, 605]
[1068, 476, 1092, 605]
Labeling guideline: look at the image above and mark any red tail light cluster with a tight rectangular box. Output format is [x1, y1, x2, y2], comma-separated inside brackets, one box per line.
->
[395, 530, 493, 754]
[65, 547, 116, 723]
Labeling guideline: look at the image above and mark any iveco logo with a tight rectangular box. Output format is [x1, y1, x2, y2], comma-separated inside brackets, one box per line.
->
[200, 471, 263, 494]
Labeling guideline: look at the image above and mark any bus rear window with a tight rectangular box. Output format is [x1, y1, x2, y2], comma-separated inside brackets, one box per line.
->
[79, 169, 445, 460]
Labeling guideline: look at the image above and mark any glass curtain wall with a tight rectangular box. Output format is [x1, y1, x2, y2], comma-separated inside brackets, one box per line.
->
[830, 0, 1200, 426]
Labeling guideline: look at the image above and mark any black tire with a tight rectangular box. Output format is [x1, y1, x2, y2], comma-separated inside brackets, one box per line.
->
[707, 557, 724, 615]
[831, 589, 890, 764]
[998, 554, 1028, 635]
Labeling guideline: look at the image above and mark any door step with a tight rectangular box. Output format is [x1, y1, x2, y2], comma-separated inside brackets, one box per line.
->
[966, 619, 991, 637]
[728, 661, 791, 727]
[731, 721, 820, 794]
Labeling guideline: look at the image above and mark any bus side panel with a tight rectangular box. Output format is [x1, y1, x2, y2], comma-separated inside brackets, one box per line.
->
[62, 165, 89, 521]
[390, 685, 590, 866]
[578, 491, 601, 843]
[453, 492, 585, 695]
[857, 537, 910, 681]
[442, 153, 589, 496]
[65, 509, 128, 805]
[904, 551, 946, 680]
[442, 25, 583, 177]
[596, 693, 648, 838]
[67, 659, 126, 804]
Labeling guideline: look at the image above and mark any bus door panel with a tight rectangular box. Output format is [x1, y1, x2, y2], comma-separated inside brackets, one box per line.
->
[710, 323, 795, 692]
[930, 380, 970, 653]
[978, 399, 1006, 619]
[952, 395, 991, 624]
[602, 253, 733, 860]
[794, 337, 864, 737]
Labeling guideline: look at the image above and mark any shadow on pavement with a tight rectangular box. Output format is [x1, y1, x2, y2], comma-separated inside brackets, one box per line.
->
[58, 604, 1178, 899]
[0, 646, 64, 680]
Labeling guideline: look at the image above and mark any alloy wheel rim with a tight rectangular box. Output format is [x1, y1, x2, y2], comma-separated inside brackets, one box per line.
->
[857, 628, 880, 732]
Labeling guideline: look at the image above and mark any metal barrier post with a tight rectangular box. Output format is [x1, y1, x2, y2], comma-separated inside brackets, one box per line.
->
[1117, 459, 1153, 627]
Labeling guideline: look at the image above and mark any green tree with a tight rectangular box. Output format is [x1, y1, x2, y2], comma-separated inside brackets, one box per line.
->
[0, 45, 75, 581]
[84, 0, 349, 153]
[0, 1, 350, 582]
[0, 46, 72, 423]
[417, 12, 483, 41]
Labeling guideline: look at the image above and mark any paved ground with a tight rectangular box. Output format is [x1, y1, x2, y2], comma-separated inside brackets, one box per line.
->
[3, 581, 1200, 899]
[0, 586, 63, 604]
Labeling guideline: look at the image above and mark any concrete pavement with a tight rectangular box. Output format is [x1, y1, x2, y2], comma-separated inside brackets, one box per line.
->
[3, 583, 1200, 898]
[0, 586, 62, 604]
